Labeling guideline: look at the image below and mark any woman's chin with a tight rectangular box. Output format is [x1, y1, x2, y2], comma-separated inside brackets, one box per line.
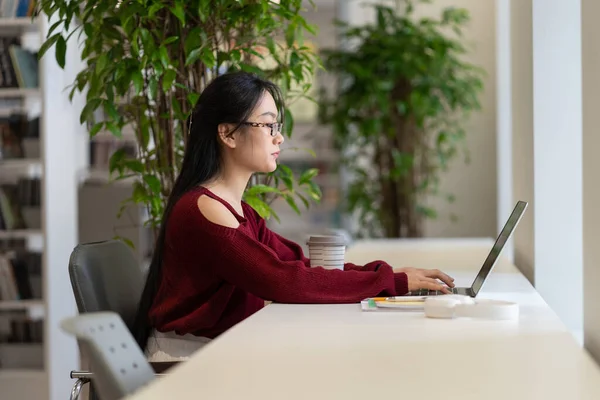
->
[264, 161, 278, 173]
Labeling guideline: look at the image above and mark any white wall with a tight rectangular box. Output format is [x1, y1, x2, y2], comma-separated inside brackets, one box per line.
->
[418, 0, 498, 239]
[495, 0, 514, 262]
[509, 0, 534, 283]
[582, 0, 600, 365]
[41, 16, 82, 400]
[498, 0, 590, 342]
[531, 0, 583, 337]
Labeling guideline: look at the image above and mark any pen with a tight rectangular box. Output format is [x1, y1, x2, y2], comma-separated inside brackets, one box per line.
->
[383, 296, 426, 302]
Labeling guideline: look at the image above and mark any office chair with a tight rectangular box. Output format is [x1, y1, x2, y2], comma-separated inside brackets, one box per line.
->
[61, 311, 158, 400]
[67, 240, 177, 400]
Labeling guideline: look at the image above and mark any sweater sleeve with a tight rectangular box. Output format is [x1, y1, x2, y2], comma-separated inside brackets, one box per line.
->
[201, 228, 408, 303]
[249, 206, 395, 273]
[344, 260, 390, 272]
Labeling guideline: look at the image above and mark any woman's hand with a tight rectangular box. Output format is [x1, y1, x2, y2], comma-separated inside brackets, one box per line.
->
[393, 267, 455, 294]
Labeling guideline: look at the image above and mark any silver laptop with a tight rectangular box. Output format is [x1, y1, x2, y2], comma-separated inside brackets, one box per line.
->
[406, 200, 528, 298]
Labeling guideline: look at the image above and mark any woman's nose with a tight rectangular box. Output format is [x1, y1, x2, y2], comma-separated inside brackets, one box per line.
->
[274, 131, 284, 145]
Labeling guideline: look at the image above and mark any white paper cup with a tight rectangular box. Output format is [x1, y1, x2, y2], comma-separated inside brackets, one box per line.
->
[307, 235, 347, 270]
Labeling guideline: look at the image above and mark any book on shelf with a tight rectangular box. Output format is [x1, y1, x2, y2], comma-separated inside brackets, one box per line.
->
[0, 309, 44, 370]
[0, 179, 40, 230]
[0, 0, 36, 19]
[0, 312, 43, 343]
[0, 112, 39, 160]
[0, 251, 41, 302]
[0, 36, 38, 90]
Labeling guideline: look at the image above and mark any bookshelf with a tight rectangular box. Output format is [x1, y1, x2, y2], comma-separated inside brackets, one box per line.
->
[0, 87, 39, 96]
[0, 298, 43, 310]
[0, 6, 83, 400]
[0, 17, 38, 35]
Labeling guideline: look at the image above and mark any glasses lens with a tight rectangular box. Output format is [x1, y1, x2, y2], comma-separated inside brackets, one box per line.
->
[272, 123, 282, 136]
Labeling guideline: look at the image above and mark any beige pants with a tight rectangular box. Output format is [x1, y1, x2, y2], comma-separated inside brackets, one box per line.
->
[145, 330, 212, 362]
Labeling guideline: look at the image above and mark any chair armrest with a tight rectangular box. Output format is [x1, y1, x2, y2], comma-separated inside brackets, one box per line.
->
[70, 361, 179, 381]
[70, 370, 93, 380]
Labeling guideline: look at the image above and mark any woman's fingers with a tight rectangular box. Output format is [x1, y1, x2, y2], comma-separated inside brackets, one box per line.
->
[420, 277, 452, 294]
[422, 269, 455, 287]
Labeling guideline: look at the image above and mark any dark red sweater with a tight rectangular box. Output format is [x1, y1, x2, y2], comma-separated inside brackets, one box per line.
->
[149, 186, 408, 339]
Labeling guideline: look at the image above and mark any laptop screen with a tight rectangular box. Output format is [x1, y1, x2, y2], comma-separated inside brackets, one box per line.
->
[470, 201, 528, 295]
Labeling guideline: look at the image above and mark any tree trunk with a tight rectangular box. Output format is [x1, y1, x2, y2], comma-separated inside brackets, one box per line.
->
[378, 78, 423, 238]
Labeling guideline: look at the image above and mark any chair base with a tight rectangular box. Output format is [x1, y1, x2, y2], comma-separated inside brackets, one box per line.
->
[70, 372, 91, 400]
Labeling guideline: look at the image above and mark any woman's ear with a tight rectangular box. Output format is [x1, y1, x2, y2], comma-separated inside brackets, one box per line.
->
[217, 123, 237, 149]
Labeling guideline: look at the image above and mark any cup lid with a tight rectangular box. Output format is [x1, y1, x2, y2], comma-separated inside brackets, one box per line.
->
[306, 235, 347, 246]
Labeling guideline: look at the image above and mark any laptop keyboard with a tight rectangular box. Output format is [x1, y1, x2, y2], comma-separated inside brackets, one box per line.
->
[409, 287, 459, 296]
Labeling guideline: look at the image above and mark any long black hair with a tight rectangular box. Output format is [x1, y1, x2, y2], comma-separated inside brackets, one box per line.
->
[132, 71, 285, 350]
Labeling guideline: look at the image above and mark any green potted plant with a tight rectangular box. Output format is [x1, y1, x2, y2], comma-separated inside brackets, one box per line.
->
[319, 0, 484, 238]
[35, 0, 323, 241]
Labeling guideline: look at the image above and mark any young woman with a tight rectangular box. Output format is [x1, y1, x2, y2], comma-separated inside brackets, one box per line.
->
[132, 71, 454, 361]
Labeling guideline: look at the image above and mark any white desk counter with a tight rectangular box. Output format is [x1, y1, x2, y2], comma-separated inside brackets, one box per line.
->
[126, 239, 600, 400]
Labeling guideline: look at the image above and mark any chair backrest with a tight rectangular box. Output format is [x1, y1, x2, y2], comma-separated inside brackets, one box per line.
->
[61, 311, 156, 400]
[68, 240, 145, 331]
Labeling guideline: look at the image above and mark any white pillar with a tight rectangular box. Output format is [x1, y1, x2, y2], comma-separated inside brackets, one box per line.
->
[532, 0, 583, 337]
[510, 0, 535, 284]
[495, 0, 513, 262]
[496, 0, 534, 283]
[582, 0, 600, 364]
[41, 16, 81, 400]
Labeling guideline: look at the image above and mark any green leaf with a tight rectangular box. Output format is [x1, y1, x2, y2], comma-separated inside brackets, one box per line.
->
[171, 97, 184, 120]
[187, 92, 200, 107]
[144, 175, 161, 196]
[105, 101, 120, 121]
[299, 168, 319, 185]
[132, 70, 144, 94]
[244, 196, 272, 219]
[283, 108, 294, 137]
[80, 98, 102, 124]
[163, 36, 179, 45]
[296, 192, 310, 209]
[109, 148, 127, 174]
[95, 53, 108, 75]
[124, 159, 144, 174]
[117, 236, 135, 249]
[89, 122, 104, 137]
[416, 205, 438, 219]
[38, 33, 61, 60]
[148, 78, 158, 100]
[285, 23, 296, 47]
[162, 69, 177, 91]
[184, 27, 202, 55]
[284, 196, 301, 215]
[185, 48, 202, 66]
[278, 163, 293, 176]
[306, 181, 322, 201]
[266, 36, 276, 55]
[48, 20, 63, 38]
[290, 51, 301, 69]
[106, 122, 122, 138]
[132, 181, 147, 203]
[170, 3, 185, 25]
[281, 176, 293, 190]
[245, 184, 280, 197]
[201, 47, 216, 69]
[158, 46, 169, 68]
[148, 3, 164, 17]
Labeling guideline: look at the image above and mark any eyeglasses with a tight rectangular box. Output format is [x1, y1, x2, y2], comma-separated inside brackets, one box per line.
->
[241, 122, 283, 137]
